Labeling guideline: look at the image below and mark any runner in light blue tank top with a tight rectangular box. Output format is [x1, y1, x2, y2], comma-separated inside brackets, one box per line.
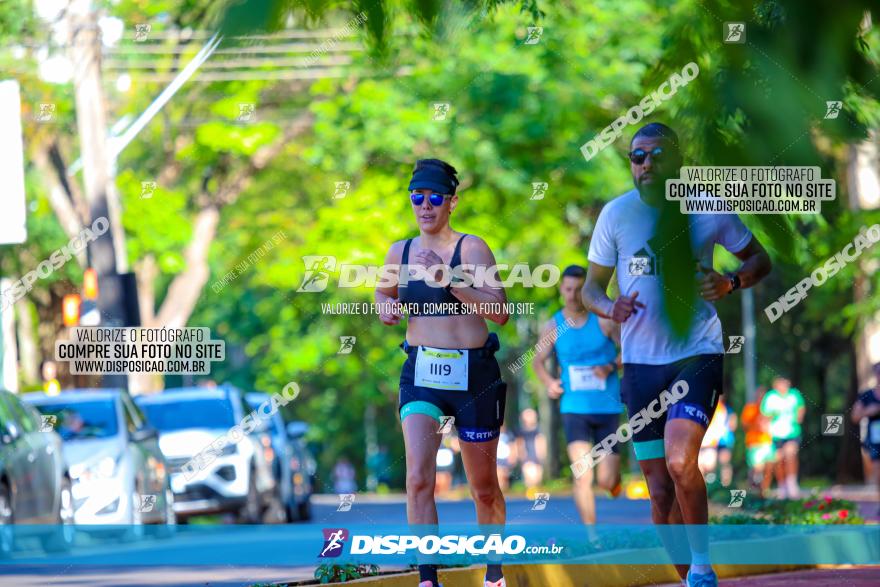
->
[533, 265, 623, 530]
[554, 309, 622, 414]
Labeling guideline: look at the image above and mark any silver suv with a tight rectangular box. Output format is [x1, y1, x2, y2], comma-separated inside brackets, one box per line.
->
[135, 386, 276, 523]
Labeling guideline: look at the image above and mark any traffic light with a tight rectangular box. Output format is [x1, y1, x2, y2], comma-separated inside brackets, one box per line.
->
[84, 267, 98, 300]
[62, 294, 81, 327]
[80, 268, 100, 326]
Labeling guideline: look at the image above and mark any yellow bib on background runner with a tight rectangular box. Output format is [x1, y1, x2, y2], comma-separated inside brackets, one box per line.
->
[568, 365, 607, 391]
[415, 347, 469, 390]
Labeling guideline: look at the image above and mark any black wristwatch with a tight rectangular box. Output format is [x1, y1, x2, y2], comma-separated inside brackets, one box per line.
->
[726, 273, 741, 294]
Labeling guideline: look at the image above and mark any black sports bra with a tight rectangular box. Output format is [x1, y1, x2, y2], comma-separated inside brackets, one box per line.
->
[398, 234, 469, 316]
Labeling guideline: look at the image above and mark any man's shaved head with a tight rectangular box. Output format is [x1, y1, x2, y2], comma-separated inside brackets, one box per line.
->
[631, 122, 680, 149]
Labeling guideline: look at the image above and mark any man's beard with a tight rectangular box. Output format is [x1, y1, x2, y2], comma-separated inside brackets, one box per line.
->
[635, 176, 667, 205]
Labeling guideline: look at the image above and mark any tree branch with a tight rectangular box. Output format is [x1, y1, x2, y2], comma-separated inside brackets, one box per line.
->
[31, 146, 88, 267]
[152, 110, 315, 328]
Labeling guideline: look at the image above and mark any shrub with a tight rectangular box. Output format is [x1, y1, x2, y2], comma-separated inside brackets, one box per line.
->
[314, 563, 380, 584]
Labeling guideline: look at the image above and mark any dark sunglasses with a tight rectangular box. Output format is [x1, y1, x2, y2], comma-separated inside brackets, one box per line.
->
[410, 191, 452, 206]
[629, 147, 665, 165]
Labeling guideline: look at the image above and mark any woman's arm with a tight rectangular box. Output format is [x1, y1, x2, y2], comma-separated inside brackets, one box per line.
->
[851, 396, 880, 423]
[446, 235, 509, 325]
[376, 241, 405, 325]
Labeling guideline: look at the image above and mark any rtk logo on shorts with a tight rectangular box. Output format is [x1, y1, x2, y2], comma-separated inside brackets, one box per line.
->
[682, 404, 709, 426]
[319, 528, 349, 557]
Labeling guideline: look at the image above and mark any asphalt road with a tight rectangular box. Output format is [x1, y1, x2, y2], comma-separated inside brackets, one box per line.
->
[0, 494, 651, 587]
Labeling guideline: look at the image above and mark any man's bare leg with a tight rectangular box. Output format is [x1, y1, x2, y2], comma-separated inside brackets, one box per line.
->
[639, 457, 689, 580]
[665, 419, 712, 577]
[568, 441, 597, 524]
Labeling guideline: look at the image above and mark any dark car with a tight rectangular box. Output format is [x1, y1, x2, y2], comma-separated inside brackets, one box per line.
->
[0, 389, 74, 555]
[245, 393, 312, 521]
[24, 389, 175, 535]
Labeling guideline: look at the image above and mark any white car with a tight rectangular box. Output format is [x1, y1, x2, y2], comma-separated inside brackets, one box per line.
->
[24, 389, 175, 536]
[135, 386, 276, 523]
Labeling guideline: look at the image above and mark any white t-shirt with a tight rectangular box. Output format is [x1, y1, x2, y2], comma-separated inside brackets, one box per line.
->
[588, 189, 752, 364]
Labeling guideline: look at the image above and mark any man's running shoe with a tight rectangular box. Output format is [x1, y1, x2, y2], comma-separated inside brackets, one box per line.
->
[418, 581, 442, 587]
[484, 577, 506, 587]
[686, 569, 718, 587]
[609, 480, 623, 498]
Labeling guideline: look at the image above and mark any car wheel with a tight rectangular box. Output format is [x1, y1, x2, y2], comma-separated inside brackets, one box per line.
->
[269, 493, 290, 524]
[157, 487, 177, 538]
[285, 502, 298, 523]
[275, 494, 291, 524]
[41, 477, 75, 553]
[123, 488, 146, 542]
[237, 471, 260, 524]
[297, 497, 311, 521]
[0, 482, 14, 557]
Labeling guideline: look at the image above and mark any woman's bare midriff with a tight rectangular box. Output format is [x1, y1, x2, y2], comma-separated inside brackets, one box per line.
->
[405, 313, 490, 349]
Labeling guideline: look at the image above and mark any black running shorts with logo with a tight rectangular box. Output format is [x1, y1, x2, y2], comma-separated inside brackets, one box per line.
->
[621, 353, 723, 461]
[399, 333, 507, 442]
[562, 413, 622, 453]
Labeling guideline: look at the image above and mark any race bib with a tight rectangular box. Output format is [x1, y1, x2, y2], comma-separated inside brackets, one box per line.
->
[569, 365, 607, 391]
[870, 420, 880, 444]
[415, 347, 469, 390]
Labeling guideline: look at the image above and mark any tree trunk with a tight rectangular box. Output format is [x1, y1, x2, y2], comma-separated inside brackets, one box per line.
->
[838, 344, 866, 482]
[837, 129, 880, 481]
[153, 206, 220, 329]
[14, 298, 39, 386]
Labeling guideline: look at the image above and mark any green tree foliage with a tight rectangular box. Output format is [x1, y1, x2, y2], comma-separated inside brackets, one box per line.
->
[3, 0, 878, 486]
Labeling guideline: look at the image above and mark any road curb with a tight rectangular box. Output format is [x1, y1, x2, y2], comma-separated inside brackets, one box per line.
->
[334, 563, 811, 586]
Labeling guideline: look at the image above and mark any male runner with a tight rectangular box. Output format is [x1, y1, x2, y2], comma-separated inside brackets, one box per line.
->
[582, 122, 772, 586]
[533, 264, 623, 528]
[852, 362, 880, 516]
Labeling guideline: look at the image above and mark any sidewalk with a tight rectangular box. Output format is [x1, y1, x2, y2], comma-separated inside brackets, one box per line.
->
[826, 484, 880, 502]
[658, 565, 880, 586]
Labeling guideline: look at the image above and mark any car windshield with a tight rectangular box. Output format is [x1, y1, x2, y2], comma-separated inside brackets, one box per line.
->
[246, 397, 281, 433]
[139, 399, 236, 432]
[32, 400, 119, 440]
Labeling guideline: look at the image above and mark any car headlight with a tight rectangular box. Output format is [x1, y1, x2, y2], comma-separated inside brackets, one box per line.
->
[69, 462, 87, 480]
[96, 456, 117, 478]
[70, 456, 117, 481]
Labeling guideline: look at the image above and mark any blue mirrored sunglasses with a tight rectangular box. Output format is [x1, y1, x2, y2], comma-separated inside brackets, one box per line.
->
[629, 146, 665, 165]
[410, 191, 452, 206]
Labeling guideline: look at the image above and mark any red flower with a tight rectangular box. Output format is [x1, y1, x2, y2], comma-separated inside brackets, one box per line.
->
[818, 503, 825, 510]
[822, 513, 831, 520]
[839, 510, 849, 519]
[804, 500, 815, 508]
[824, 495, 833, 503]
